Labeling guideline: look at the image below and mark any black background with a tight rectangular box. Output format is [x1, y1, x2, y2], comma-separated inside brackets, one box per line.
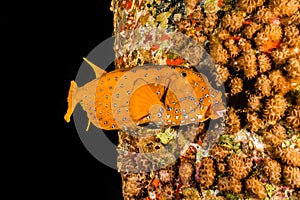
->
[2, 1, 123, 199]
[9, 0, 124, 199]
[53, 1, 123, 199]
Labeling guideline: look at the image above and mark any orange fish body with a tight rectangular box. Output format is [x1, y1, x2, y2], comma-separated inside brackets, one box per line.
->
[64, 58, 225, 130]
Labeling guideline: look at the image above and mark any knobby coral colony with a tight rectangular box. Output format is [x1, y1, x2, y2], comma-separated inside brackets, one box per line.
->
[109, 0, 300, 199]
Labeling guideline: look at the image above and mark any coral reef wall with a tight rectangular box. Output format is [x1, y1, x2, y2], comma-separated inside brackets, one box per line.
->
[110, 0, 300, 199]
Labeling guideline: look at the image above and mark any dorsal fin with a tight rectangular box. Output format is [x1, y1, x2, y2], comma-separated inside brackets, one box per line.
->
[83, 57, 106, 78]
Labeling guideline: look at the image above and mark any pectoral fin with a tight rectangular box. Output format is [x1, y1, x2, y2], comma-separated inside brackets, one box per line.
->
[129, 84, 164, 124]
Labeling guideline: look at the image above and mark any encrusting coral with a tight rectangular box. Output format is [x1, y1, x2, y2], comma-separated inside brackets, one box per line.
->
[227, 154, 253, 179]
[275, 147, 300, 167]
[218, 176, 242, 194]
[229, 77, 243, 95]
[225, 107, 241, 134]
[111, 0, 300, 199]
[283, 165, 300, 189]
[286, 106, 300, 128]
[263, 158, 282, 185]
[196, 157, 216, 189]
[245, 176, 267, 199]
[262, 94, 288, 125]
[179, 162, 194, 185]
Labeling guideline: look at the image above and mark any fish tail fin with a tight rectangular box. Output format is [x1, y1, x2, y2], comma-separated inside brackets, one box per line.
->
[64, 80, 78, 123]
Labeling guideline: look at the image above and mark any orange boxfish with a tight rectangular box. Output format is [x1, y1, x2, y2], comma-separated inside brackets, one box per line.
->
[64, 58, 226, 130]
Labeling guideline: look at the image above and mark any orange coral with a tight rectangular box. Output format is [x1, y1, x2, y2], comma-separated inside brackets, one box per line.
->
[263, 158, 282, 185]
[197, 157, 216, 189]
[210, 43, 230, 64]
[262, 94, 288, 125]
[247, 94, 262, 111]
[247, 112, 264, 132]
[237, 0, 266, 13]
[179, 162, 194, 185]
[255, 74, 272, 97]
[286, 106, 300, 128]
[217, 162, 227, 173]
[275, 147, 300, 167]
[283, 165, 300, 188]
[227, 154, 253, 179]
[210, 144, 230, 161]
[217, 29, 230, 41]
[257, 53, 272, 73]
[270, 0, 299, 17]
[268, 70, 290, 94]
[285, 57, 300, 79]
[218, 176, 242, 193]
[222, 11, 245, 33]
[254, 6, 276, 24]
[157, 183, 176, 200]
[158, 166, 175, 183]
[214, 64, 230, 86]
[224, 39, 240, 58]
[270, 44, 293, 64]
[225, 107, 241, 134]
[243, 22, 262, 39]
[230, 77, 243, 95]
[245, 176, 267, 199]
[238, 52, 258, 79]
[238, 37, 252, 52]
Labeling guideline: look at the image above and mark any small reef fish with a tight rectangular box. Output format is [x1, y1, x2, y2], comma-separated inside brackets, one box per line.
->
[64, 58, 226, 130]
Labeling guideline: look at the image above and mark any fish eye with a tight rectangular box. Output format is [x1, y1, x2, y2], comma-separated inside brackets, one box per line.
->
[181, 72, 187, 77]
